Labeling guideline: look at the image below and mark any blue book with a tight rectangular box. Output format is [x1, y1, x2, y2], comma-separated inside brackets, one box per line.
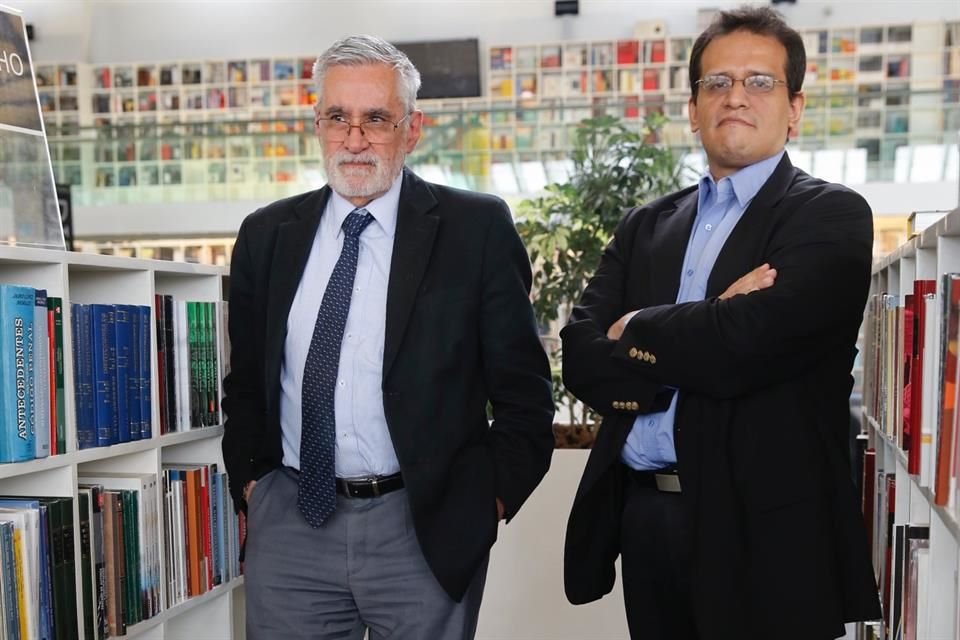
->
[90, 304, 117, 447]
[0, 498, 53, 640]
[72, 304, 97, 450]
[0, 284, 36, 463]
[139, 306, 152, 440]
[0, 520, 19, 639]
[114, 305, 133, 443]
[210, 472, 220, 585]
[128, 305, 141, 441]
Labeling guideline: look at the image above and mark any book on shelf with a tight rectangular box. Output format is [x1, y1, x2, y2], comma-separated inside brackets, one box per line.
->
[71, 303, 153, 449]
[0, 506, 39, 640]
[80, 473, 161, 625]
[154, 297, 222, 434]
[920, 291, 940, 489]
[935, 273, 960, 508]
[616, 41, 638, 65]
[78, 486, 107, 640]
[162, 464, 241, 608]
[0, 285, 35, 463]
[865, 278, 960, 511]
[907, 281, 937, 476]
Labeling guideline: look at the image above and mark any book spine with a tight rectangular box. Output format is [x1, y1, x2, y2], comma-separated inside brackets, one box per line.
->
[60, 499, 78, 640]
[114, 305, 132, 444]
[50, 298, 65, 455]
[154, 295, 167, 435]
[91, 305, 117, 447]
[33, 289, 49, 459]
[91, 486, 106, 640]
[0, 522, 19, 640]
[1, 285, 37, 462]
[78, 492, 95, 640]
[188, 301, 200, 428]
[140, 306, 152, 440]
[127, 305, 142, 442]
[163, 296, 176, 432]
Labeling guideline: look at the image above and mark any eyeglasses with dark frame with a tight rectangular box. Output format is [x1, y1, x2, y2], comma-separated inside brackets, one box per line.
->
[316, 112, 413, 144]
[695, 74, 788, 96]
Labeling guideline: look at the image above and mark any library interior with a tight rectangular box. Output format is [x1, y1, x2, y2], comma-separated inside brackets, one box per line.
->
[0, 0, 958, 638]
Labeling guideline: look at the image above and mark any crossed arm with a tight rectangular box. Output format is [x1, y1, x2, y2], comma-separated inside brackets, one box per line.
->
[562, 189, 872, 408]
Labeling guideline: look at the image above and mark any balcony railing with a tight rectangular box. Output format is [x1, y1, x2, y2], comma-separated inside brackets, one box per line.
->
[45, 86, 960, 206]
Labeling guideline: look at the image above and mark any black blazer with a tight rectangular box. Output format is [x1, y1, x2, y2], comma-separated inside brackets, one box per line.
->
[222, 168, 555, 601]
[562, 153, 882, 639]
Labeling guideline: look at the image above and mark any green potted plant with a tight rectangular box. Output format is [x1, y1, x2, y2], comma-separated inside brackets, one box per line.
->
[515, 113, 683, 446]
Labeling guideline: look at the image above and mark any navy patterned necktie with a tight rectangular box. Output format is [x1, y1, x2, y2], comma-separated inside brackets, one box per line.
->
[298, 207, 375, 527]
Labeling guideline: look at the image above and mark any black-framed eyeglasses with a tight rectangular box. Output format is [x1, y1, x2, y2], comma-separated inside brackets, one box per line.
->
[695, 74, 787, 96]
[316, 113, 412, 144]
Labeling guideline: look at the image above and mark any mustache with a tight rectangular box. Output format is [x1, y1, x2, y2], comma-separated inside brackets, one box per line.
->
[331, 151, 380, 167]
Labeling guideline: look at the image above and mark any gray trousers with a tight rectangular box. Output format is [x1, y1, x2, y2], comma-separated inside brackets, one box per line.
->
[244, 467, 488, 640]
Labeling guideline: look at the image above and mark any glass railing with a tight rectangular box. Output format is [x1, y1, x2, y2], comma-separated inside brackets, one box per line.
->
[45, 86, 960, 206]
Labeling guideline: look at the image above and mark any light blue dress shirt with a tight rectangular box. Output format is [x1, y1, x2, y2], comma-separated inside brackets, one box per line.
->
[280, 173, 403, 478]
[621, 150, 785, 471]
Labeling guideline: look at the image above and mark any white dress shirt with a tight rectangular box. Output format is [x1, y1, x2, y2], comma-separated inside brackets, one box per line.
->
[279, 173, 402, 478]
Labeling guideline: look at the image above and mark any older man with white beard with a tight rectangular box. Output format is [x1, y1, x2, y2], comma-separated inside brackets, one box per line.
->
[221, 35, 555, 640]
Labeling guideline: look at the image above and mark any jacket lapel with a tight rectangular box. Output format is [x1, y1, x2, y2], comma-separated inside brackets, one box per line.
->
[264, 186, 330, 398]
[706, 152, 797, 296]
[649, 190, 698, 305]
[383, 169, 440, 379]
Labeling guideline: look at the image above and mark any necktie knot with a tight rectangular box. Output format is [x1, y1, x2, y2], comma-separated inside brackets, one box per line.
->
[343, 209, 375, 239]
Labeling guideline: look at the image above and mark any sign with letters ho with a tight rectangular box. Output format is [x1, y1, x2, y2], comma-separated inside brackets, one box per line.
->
[0, 4, 65, 249]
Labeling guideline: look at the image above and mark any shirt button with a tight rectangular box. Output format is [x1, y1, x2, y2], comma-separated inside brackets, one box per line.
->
[338, 380, 345, 387]
[686, 269, 694, 277]
[647, 419, 655, 427]
[705, 224, 713, 231]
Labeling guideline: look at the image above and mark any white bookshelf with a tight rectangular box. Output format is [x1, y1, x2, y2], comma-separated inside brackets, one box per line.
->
[0, 245, 240, 639]
[866, 206, 960, 639]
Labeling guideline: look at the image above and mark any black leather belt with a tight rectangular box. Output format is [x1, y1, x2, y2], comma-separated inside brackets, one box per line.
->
[336, 472, 404, 498]
[625, 464, 682, 493]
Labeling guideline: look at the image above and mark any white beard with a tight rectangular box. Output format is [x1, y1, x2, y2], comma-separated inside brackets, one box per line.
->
[324, 148, 405, 200]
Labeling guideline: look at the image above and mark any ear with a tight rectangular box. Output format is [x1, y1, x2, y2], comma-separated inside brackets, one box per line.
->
[404, 110, 424, 153]
[786, 90, 805, 139]
[313, 104, 323, 137]
[688, 96, 700, 134]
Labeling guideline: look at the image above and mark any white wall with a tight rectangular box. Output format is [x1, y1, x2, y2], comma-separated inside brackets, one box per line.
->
[16, 0, 960, 65]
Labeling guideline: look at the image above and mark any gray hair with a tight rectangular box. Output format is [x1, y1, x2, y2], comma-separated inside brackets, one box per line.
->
[312, 35, 421, 113]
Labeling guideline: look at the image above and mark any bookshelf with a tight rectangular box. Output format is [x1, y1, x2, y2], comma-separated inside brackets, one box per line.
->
[862, 206, 960, 640]
[38, 19, 960, 197]
[484, 21, 960, 166]
[0, 245, 240, 639]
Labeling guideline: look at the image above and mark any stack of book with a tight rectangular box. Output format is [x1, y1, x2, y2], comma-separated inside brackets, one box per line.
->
[0, 285, 66, 463]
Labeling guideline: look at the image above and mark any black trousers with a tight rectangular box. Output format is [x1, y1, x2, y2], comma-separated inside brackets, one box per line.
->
[620, 466, 848, 640]
[620, 465, 699, 640]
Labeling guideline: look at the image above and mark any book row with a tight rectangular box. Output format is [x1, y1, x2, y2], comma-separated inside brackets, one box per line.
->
[863, 276, 960, 515]
[0, 286, 66, 464]
[860, 455, 932, 640]
[0, 467, 242, 640]
[0, 286, 227, 462]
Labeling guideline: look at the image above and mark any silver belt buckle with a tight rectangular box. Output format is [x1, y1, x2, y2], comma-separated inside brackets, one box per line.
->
[370, 476, 380, 498]
[655, 473, 682, 493]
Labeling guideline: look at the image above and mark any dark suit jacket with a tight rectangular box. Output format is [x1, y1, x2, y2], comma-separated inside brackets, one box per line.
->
[221, 168, 555, 601]
[562, 153, 882, 639]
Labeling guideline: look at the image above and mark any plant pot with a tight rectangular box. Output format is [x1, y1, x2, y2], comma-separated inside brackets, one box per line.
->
[552, 423, 600, 449]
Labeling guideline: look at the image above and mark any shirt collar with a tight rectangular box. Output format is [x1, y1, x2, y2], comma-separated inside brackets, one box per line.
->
[328, 170, 403, 238]
[698, 150, 785, 209]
